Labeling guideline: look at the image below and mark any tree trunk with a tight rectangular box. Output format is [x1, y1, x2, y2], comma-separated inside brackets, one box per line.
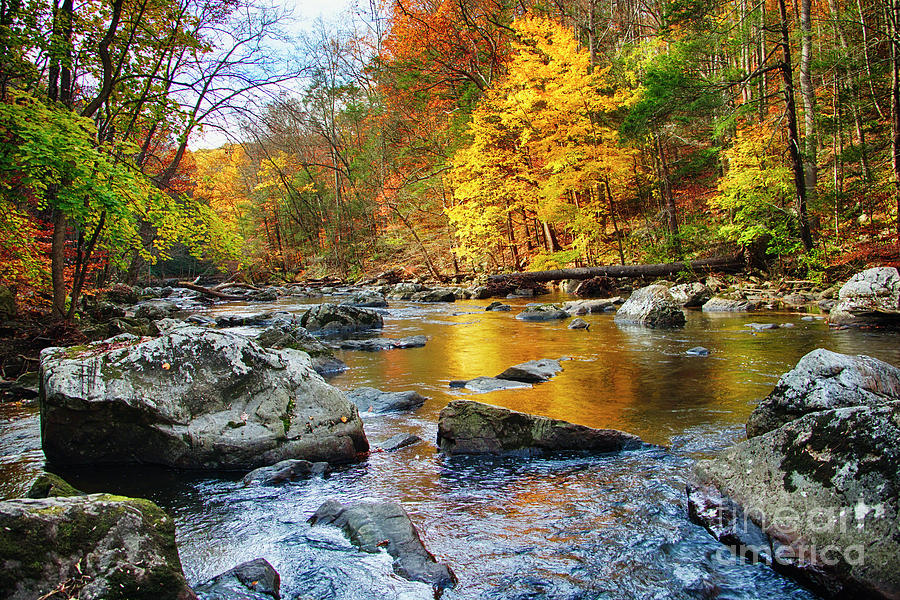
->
[892, 0, 900, 241]
[799, 0, 817, 208]
[777, 0, 814, 251]
[655, 134, 680, 256]
[50, 207, 67, 319]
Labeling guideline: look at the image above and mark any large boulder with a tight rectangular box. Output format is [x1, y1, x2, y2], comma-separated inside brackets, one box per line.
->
[194, 558, 280, 600]
[345, 387, 426, 414]
[746, 349, 900, 438]
[309, 500, 455, 589]
[669, 282, 713, 308]
[695, 403, 900, 599]
[299, 303, 383, 337]
[437, 399, 643, 456]
[614, 284, 685, 328]
[0, 494, 194, 600]
[255, 323, 346, 375]
[40, 326, 368, 469]
[828, 267, 900, 327]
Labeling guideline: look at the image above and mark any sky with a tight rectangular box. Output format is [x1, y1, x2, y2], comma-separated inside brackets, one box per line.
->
[189, 0, 361, 149]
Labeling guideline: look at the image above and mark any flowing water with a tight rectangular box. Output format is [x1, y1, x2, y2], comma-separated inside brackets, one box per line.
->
[2, 292, 900, 599]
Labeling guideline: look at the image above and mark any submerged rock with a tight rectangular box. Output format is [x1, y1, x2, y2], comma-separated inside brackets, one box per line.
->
[496, 358, 562, 383]
[454, 377, 532, 393]
[615, 285, 685, 328]
[0, 494, 194, 600]
[309, 500, 455, 589]
[378, 433, 422, 452]
[485, 301, 511, 312]
[242, 459, 328, 486]
[568, 318, 590, 330]
[685, 346, 710, 356]
[828, 267, 900, 328]
[745, 348, 900, 438]
[437, 399, 643, 456]
[515, 304, 569, 322]
[345, 387, 426, 413]
[40, 326, 368, 469]
[300, 303, 383, 337]
[194, 558, 280, 600]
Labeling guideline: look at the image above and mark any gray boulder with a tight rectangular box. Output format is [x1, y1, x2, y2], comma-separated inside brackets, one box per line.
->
[696, 403, 900, 599]
[340, 290, 388, 308]
[40, 326, 368, 469]
[568, 318, 590, 330]
[515, 304, 569, 322]
[345, 387, 426, 413]
[452, 377, 532, 393]
[195, 558, 280, 600]
[248, 288, 278, 302]
[256, 323, 346, 376]
[485, 301, 511, 312]
[437, 399, 643, 456]
[309, 500, 456, 589]
[746, 348, 900, 438]
[378, 433, 422, 452]
[701, 297, 758, 312]
[333, 335, 427, 352]
[614, 284, 685, 327]
[828, 267, 900, 327]
[669, 282, 713, 307]
[411, 288, 457, 302]
[0, 494, 193, 600]
[300, 303, 383, 337]
[216, 312, 273, 327]
[242, 459, 328, 486]
[496, 358, 562, 383]
[387, 282, 425, 300]
[135, 300, 179, 320]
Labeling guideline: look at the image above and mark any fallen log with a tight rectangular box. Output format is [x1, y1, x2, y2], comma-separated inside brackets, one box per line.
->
[487, 254, 745, 283]
[175, 282, 246, 301]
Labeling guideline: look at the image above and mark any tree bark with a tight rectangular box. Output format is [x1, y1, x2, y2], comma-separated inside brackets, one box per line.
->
[799, 0, 817, 208]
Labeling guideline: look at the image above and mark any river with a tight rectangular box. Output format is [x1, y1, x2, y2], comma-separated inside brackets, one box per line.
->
[2, 292, 899, 599]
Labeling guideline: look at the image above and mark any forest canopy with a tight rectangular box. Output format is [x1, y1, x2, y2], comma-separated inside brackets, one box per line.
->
[1, 0, 899, 316]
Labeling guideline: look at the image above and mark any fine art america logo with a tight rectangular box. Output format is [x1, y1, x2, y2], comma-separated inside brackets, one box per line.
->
[711, 498, 885, 567]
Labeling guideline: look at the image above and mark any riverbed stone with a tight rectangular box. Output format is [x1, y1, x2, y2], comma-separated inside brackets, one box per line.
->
[26, 472, 82, 498]
[701, 297, 758, 312]
[563, 298, 621, 314]
[332, 335, 427, 352]
[515, 304, 569, 321]
[411, 288, 457, 302]
[828, 267, 900, 328]
[669, 282, 713, 308]
[256, 323, 346, 375]
[300, 303, 383, 337]
[309, 500, 455, 589]
[496, 358, 562, 383]
[345, 387, 426, 413]
[378, 433, 422, 452]
[194, 558, 280, 600]
[455, 377, 532, 393]
[40, 326, 368, 469]
[686, 346, 709, 356]
[615, 284, 685, 328]
[135, 300, 179, 320]
[437, 399, 643, 456]
[485, 301, 511, 311]
[340, 290, 388, 308]
[745, 348, 900, 438]
[242, 459, 328, 486]
[387, 282, 425, 300]
[0, 494, 194, 600]
[568, 318, 589, 330]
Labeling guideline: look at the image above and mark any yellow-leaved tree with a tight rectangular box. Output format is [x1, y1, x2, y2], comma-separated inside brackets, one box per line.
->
[448, 16, 638, 271]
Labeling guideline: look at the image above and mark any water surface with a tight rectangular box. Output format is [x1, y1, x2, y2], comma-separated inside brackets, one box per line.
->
[3, 293, 898, 599]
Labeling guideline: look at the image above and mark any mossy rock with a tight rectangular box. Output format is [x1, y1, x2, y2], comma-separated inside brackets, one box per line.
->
[0, 494, 193, 600]
[26, 472, 82, 498]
